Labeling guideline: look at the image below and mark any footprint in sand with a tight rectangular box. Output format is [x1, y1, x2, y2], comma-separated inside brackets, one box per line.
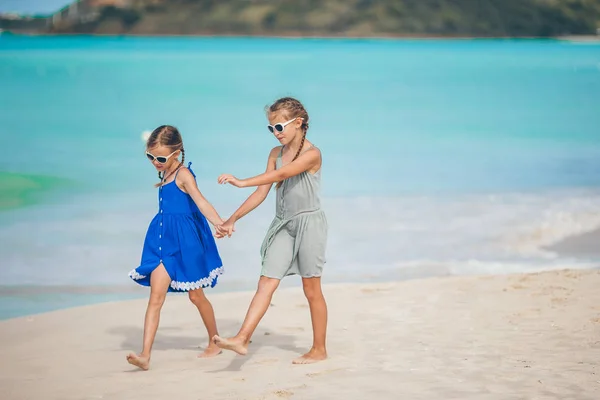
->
[551, 297, 568, 305]
[296, 303, 309, 308]
[271, 385, 307, 398]
[536, 286, 571, 295]
[563, 271, 583, 279]
[510, 283, 527, 290]
[518, 274, 534, 282]
[273, 389, 294, 398]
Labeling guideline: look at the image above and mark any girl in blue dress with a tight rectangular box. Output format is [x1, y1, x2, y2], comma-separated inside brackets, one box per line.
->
[127, 125, 225, 370]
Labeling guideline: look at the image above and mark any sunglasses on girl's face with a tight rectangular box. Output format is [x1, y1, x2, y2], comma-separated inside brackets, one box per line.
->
[267, 117, 298, 134]
[145, 150, 179, 164]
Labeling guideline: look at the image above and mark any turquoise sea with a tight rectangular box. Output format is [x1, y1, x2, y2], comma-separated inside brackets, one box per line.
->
[1, 36, 599, 319]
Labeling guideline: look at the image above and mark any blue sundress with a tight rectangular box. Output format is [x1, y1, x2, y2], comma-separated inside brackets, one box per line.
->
[129, 162, 223, 292]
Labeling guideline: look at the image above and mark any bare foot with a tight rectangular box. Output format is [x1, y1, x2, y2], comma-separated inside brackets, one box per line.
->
[126, 353, 150, 370]
[292, 348, 327, 364]
[198, 343, 222, 358]
[212, 335, 248, 356]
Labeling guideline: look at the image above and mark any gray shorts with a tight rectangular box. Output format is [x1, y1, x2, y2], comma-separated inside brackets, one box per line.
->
[260, 211, 328, 279]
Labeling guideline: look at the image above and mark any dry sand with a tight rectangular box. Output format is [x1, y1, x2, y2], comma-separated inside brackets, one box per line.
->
[1, 269, 599, 400]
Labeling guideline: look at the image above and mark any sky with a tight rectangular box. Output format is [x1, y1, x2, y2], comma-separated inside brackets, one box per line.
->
[0, 0, 73, 14]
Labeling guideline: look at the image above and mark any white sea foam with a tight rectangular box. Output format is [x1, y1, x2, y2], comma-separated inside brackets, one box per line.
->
[1, 188, 599, 286]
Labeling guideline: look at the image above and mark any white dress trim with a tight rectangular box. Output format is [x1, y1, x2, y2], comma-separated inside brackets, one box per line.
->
[170, 266, 224, 291]
[128, 266, 224, 291]
[129, 270, 146, 280]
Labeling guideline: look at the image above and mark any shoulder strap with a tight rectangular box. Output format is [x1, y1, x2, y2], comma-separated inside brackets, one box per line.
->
[174, 162, 196, 180]
[186, 161, 196, 178]
[278, 146, 284, 158]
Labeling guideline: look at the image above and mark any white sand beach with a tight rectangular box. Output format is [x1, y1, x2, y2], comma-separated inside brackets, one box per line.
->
[1, 268, 599, 400]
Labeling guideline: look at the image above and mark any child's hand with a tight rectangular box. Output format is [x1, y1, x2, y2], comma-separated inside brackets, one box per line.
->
[215, 227, 230, 238]
[218, 174, 245, 188]
[214, 226, 226, 239]
[214, 225, 228, 239]
[215, 219, 235, 238]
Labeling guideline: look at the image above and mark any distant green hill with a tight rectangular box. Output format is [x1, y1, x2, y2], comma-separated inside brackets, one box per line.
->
[50, 0, 600, 37]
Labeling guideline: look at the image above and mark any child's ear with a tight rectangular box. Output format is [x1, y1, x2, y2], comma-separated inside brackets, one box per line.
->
[295, 117, 304, 128]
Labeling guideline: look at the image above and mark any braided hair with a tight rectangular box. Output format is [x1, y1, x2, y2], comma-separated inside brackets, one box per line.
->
[267, 97, 309, 189]
[146, 125, 184, 187]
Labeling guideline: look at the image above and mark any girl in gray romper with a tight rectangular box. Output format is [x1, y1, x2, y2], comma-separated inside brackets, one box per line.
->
[213, 97, 328, 364]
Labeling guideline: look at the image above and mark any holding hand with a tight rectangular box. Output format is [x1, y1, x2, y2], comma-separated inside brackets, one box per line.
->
[215, 218, 236, 239]
[218, 174, 246, 188]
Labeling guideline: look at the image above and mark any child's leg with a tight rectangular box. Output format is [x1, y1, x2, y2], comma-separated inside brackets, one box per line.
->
[292, 276, 328, 364]
[188, 288, 222, 358]
[213, 276, 280, 355]
[126, 264, 171, 370]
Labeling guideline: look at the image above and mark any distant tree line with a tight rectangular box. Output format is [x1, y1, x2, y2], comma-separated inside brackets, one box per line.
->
[48, 0, 600, 37]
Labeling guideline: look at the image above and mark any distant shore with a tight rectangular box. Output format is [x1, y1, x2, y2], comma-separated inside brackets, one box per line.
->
[4, 0, 600, 42]
[2, 30, 600, 41]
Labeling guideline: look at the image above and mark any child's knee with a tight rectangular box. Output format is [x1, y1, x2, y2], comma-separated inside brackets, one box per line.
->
[257, 276, 279, 295]
[188, 289, 207, 305]
[149, 293, 166, 308]
[303, 288, 319, 302]
[302, 280, 322, 302]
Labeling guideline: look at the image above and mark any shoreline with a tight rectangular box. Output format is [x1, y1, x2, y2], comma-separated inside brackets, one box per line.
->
[2, 258, 599, 321]
[545, 227, 600, 259]
[2, 31, 599, 41]
[1, 268, 598, 399]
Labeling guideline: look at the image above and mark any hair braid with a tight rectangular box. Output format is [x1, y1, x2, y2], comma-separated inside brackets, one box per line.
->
[146, 125, 185, 187]
[269, 97, 310, 190]
[293, 131, 306, 162]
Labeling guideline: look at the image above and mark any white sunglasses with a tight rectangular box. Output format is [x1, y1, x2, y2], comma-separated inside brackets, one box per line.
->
[267, 117, 300, 134]
[145, 149, 179, 164]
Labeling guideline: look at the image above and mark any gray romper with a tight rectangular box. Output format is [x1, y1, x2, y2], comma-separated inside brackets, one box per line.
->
[260, 146, 328, 279]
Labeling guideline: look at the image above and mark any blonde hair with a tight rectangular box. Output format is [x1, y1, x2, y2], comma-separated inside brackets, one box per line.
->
[146, 125, 184, 187]
[267, 97, 309, 189]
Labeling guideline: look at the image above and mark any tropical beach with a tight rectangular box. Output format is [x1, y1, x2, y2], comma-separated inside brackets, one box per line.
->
[1, 268, 599, 399]
[1, 1, 600, 399]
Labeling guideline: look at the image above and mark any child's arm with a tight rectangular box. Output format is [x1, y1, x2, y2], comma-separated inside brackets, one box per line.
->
[177, 168, 223, 227]
[215, 147, 280, 238]
[218, 147, 320, 188]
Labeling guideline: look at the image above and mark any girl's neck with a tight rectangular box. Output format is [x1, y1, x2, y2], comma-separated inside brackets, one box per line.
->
[162, 162, 181, 182]
[286, 135, 307, 154]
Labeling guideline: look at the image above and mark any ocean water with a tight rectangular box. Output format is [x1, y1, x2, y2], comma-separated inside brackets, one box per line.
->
[1, 36, 599, 319]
